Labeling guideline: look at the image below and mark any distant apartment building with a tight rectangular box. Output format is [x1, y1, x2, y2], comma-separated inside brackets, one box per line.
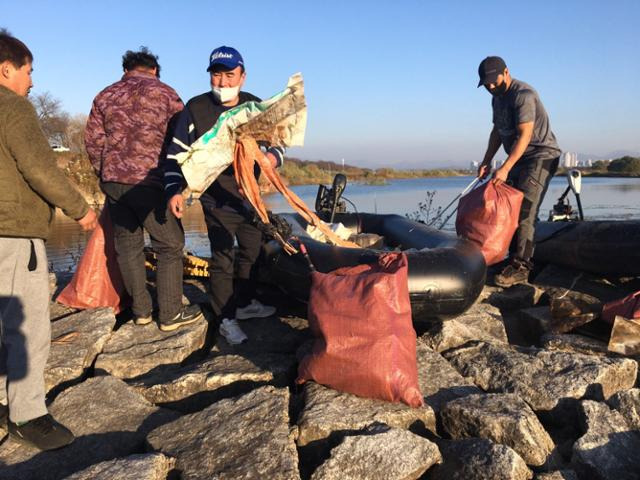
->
[563, 151, 578, 168]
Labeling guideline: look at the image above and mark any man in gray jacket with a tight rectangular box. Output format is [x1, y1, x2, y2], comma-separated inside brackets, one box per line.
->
[0, 30, 97, 451]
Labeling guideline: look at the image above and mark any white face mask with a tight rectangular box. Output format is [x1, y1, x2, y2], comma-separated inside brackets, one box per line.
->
[212, 85, 240, 104]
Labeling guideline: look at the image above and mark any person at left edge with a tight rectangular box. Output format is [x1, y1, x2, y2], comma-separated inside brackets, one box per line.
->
[85, 47, 203, 331]
[164, 46, 284, 345]
[0, 30, 97, 451]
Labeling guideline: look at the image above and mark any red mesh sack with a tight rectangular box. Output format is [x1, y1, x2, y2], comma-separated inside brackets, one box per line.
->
[455, 181, 524, 266]
[601, 291, 640, 324]
[56, 205, 130, 313]
[297, 252, 424, 407]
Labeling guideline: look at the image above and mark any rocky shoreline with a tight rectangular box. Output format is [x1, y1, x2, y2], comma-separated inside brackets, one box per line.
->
[1, 265, 640, 480]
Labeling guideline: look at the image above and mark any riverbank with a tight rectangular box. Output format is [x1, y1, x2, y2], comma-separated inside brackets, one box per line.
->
[2, 261, 639, 478]
[54, 151, 470, 203]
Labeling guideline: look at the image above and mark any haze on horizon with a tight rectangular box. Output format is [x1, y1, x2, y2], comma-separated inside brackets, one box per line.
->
[2, 0, 638, 169]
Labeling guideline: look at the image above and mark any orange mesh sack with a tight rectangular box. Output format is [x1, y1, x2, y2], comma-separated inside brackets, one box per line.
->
[56, 205, 130, 313]
[297, 252, 424, 407]
[456, 181, 524, 266]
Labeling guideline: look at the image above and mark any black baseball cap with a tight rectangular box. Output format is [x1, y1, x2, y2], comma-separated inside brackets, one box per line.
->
[477, 56, 507, 87]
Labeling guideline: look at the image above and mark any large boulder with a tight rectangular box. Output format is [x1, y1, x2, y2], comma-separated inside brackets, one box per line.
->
[541, 334, 609, 357]
[0, 376, 178, 480]
[310, 426, 441, 480]
[428, 438, 533, 480]
[421, 302, 507, 353]
[212, 315, 309, 355]
[63, 453, 175, 480]
[296, 381, 436, 447]
[416, 341, 481, 412]
[572, 400, 640, 480]
[147, 386, 299, 480]
[94, 318, 208, 379]
[532, 264, 624, 303]
[607, 388, 640, 429]
[485, 284, 544, 311]
[444, 341, 637, 414]
[534, 471, 578, 480]
[129, 352, 295, 404]
[45, 307, 116, 392]
[440, 393, 554, 466]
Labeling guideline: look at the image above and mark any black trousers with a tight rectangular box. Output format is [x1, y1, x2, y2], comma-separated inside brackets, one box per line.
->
[200, 197, 262, 319]
[101, 182, 184, 322]
[507, 157, 560, 262]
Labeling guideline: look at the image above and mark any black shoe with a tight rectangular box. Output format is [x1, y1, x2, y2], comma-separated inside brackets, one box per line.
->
[159, 304, 203, 332]
[8, 414, 75, 451]
[494, 259, 531, 288]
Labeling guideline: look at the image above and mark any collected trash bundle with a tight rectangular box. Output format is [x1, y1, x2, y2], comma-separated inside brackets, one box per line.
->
[455, 181, 524, 266]
[296, 252, 424, 407]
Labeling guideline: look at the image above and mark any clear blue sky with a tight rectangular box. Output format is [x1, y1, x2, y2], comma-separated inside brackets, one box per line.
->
[3, 0, 639, 168]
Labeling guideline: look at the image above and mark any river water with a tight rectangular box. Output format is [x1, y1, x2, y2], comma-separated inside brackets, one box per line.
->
[46, 175, 640, 272]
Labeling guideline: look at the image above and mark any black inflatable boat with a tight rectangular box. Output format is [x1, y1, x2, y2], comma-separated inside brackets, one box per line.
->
[260, 212, 487, 321]
[534, 220, 640, 276]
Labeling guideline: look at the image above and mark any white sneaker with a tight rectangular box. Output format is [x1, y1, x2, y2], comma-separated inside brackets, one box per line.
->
[219, 318, 248, 345]
[235, 299, 276, 320]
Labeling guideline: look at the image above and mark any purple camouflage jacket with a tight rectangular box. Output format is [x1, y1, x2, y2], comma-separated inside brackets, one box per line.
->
[85, 70, 184, 187]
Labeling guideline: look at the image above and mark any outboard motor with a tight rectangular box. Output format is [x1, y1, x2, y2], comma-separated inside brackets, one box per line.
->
[315, 174, 348, 222]
[548, 169, 584, 221]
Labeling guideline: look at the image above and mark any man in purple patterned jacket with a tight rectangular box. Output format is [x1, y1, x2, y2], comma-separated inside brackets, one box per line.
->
[85, 47, 203, 331]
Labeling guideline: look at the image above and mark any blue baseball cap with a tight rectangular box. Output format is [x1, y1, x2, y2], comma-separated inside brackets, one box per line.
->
[207, 46, 244, 72]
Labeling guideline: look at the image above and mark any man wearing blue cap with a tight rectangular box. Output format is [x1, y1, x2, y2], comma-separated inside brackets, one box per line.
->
[476, 56, 561, 287]
[164, 46, 284, 344]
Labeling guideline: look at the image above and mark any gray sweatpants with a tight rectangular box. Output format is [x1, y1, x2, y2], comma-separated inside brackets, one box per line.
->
[0, 237, 50, 423]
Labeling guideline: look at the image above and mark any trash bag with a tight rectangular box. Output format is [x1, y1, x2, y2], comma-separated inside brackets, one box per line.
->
[297, 252, 424, 407]
[56, 205, 130, 313]
[456, 181, 524, 266]
[601, 290, 640, 324]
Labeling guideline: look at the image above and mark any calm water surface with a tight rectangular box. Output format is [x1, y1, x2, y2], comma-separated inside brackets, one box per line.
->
[47, 176, 640, 272]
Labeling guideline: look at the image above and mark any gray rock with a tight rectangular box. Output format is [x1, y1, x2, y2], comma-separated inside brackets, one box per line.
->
[416, 340, 481, 412]
[310, 426, 441, 480]
[0, 408, 6, 443]
[541, 333, 609, 356]
[486, 284, 544, 311]
[296, 381, 436, 447]
[63, 453, 175, 480]
[130, 352, 295, 404]
[608, 388, 640, 429]
[50, 301, 79, 321]
[421, 302, 507, 353]
[213, 315, 309, 355]
[535, 471, 578, 480]
[532, 265, 623, 303]
[429, 438, 533, 480]
[440, 393, 554, 466]
[147, 386, 299, 480]
[518, 307, 553, 338]
[95, 318, 208, 379]
[0, 376, 178, 480]
[444, 341, 637, 413]
[572, 400, 640, 480]
[182, 278, 210, 305]
[46, 307, 116, 392]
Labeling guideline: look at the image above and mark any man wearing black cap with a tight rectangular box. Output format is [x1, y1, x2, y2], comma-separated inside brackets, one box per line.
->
[476, 56, 561, 287]
[164, 46, 284, 345]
